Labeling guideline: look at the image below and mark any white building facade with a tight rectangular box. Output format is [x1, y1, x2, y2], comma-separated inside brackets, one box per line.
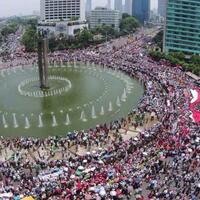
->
[39, 0, 87, 36]
[124, 0, 132, 15]
[85, 0, 92, 14]
[107, 0, 112, 9]
[114, 0, 123, 13]
[89, 7, 122, 30]
[40, 0, 85, 22]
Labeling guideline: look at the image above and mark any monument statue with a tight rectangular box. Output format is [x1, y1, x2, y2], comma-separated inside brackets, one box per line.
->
[37, 31, 49, 89]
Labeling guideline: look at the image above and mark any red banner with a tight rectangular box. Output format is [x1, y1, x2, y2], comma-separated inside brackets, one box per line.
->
[190, 89, 200, 123]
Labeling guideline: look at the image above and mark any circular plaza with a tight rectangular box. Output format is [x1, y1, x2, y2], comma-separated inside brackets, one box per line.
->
[0, 62, 143, 137]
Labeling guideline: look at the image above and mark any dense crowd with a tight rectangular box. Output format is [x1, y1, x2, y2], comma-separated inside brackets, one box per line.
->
[0, 30, 199, 200]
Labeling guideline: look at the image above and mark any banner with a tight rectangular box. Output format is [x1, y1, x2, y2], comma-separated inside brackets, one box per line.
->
[190, 88, 200, 123]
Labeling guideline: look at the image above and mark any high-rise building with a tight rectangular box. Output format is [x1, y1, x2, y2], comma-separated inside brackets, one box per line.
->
[89, 7, 122, 30]
[40, 0, 85, 22]
[114, 0, 123, 13]
[107, 0, 112, 9]
[164, 0, 200, 54]
[86, 0, 92, 14]
[39, 0, 87, 37]
[124, 0, 132, 15]
[132, 0, 150, 24]
[158, 0, 167, 18]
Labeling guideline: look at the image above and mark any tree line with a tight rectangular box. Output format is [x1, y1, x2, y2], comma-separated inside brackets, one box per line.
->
[149, 51, 200, 76]
[21, 14, 139, 52]
[150, 30, 200, 76]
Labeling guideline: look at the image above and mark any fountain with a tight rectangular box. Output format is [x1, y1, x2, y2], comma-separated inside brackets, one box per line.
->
[74, 58, 77, 68]
[38, 114, 44, 128]
[80, 110, 87, 122]
[0, 47, 144, 137]
[24, 116, 30, 129]
[12, 113, 19, 128]
[60, 59, 64, 68]
[121, 88, 127, 102]
[67, 61, 71, 67]
[100, 106, 105, 115]
[91, 105, 97, 119]
[2, 114, 8, 128]
[127, 87, 132, 94]
[52, 114, 58, 127]
[108, 101, 113, 112]
[116, 96, 121, 107]
[65, 114, 70, 125]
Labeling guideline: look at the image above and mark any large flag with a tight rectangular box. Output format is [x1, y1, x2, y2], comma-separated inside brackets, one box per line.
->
[190, 88, 200, 123]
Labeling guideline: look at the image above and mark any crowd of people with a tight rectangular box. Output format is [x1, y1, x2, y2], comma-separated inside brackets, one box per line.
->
[0, 29, 199, 200]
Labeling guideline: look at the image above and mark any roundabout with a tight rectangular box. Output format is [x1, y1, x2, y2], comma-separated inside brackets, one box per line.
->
[0, 62, 144, 137]
[0, 25, 199, 200]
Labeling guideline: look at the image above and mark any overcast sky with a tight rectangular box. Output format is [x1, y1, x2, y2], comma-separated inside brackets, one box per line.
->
[0, 0, 157, 18]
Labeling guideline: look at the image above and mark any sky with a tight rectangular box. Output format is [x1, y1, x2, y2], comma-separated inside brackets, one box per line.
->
[0, 0, 157, 18]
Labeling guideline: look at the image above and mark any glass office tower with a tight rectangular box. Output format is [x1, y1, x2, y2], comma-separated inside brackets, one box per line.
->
[132, 0, 150, 24]
[164, 0, 200, 54]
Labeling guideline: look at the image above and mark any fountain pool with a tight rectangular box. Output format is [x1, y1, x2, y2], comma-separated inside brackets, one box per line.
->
[0, 63, 144, 137]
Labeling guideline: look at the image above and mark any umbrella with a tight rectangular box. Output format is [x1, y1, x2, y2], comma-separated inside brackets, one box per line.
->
[63, 167, 68, 172]
[94, 187, 100, 193]
[21, 197, 35, 200]
[70, 174, 75, 179]
[90, 167, 96, 171]
[85, 193, 92, 200]
[135, 194, 141, 199]
[195, 137, 200, 143]
[78, 166, 84, 170]
[143, 152, 148, 156]
[76, 170, 81, 176]
[110, 191, 116, 196]
[114, 177, 120, 183]
[98, 160, 104, 164]
[145, 133, 150, 137]
[89, 187, 95, 192]
[103, 154, 110, 159]
[108, 171, 113, 177]
[99, 189, 106, 196]
[0, 193, 13, 198]
[13, 196, 20, 200]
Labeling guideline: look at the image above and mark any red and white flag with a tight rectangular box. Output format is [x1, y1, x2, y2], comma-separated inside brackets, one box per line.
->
[190, 88, 200, 123]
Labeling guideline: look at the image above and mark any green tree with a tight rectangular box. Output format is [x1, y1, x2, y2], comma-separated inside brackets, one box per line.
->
[0, 34, 3, 45]
[70, 17, 79, 21]
[1, 23, 18, 37]
[76, 28, 93, 46]
[91, 25, 118, 39]
[21, 25, 38, 52]
[169, 52, 185, 61]
[122, 13, 131, 19]
[120, 16, 139, 34]
[191, 55, 200, 65]
[153, 30, 163, 50]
